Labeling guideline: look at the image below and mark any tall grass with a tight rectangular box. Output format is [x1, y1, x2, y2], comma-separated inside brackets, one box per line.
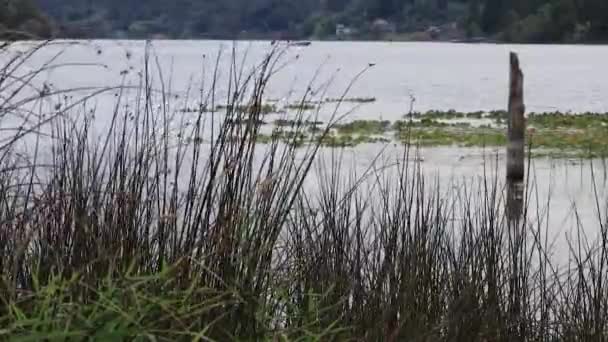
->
[0, 41, 607, 341]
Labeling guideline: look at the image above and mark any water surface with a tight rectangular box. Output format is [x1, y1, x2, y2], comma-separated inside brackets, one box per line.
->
[3, 40, 608, 255]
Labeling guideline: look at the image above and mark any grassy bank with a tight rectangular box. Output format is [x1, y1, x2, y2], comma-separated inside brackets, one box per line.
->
[1, 42, 608, 341]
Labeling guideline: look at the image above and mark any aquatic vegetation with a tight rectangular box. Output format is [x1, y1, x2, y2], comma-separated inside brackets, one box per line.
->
[285, 102, 317, 110]
[274, 119, 324, 127]
[394, 127, 507, 147]
[250, 130, 391, 148]
[451, 121, 472, 127]
[317, 133, 391, 147]
[308, 124, 324, 133]
[216, 103, 277, 114]
[325, 97, 377, 103]
[393, 118, 449, 129]
[417, 109, 467, 119]
[225, 118, 267, 125]
[409, 110, 506, 121]
[179, 104, 209, 113]
[486, 110, 507, 119]
[335, 119, 391, 135]
[529, 128, 608, 156]
[237, 112, 608, 155]
[528, 111, 608, 129]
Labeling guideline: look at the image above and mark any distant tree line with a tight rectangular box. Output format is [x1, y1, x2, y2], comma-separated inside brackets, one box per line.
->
[12, 0, 608, 42]
[0, 0, 54, 39]
[473, 0, 608, 42]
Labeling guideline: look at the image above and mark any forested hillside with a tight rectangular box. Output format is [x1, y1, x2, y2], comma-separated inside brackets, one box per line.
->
[0, 0, 54, 39]
[19, 0, 608, 42]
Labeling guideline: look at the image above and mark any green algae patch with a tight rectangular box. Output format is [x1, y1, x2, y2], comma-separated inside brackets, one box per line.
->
[395, 127, 507, 147]
[528, 112, 608, 129]
[335, 120, 392, 135]
[228, 111, 608, 158]
[529, 128, 608, 156]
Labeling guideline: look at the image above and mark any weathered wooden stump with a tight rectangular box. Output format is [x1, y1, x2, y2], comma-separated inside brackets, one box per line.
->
[507, 52, 525, 222]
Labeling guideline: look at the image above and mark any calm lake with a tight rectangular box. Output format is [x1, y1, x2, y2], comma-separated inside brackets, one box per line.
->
[12, 40, 608, 117]
[4, 40, 608, 259]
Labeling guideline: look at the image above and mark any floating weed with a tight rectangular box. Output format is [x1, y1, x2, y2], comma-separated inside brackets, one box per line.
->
[335, 120, 391, 135]
[256, 133, 274, 144]
[466, 111, 484, 119]
[408, 110, 506, 120]
[528, 112, 608, 129]
[285, 102, 317, 110]
[462, 131, 508, 146]
[242, 114, 608, 155]
[179, 104, 209, 113]
[529, 128, 608, 156]
[317, 134, 390, 147]
[450, 121, 472, 127]
[486, 110, 507, 119]
[177, 107, 608, 155]
[274, 119, 324, 127]
[325, 97, 376, 103]
[308, 125, 323, 134]
[249, 130, 391, 148]
[226, 118, 267, 125]
[418, 109, 466, 119]
[216, 103, 278, 114]
[395, 127, 507, 147]
[393, 118, 448, 130]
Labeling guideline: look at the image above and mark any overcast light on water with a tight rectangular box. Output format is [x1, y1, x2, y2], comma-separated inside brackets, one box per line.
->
[5, 39, 608, 260]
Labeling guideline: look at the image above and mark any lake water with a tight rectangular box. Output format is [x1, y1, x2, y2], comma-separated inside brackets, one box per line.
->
[10, 40, 608, 118]
[3, 40, 608, 260]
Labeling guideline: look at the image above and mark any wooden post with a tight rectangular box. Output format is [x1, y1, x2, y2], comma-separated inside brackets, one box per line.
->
[507, 52, 525, 221]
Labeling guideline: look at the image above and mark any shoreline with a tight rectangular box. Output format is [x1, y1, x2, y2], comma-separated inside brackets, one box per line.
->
[7, 37, 608, 46]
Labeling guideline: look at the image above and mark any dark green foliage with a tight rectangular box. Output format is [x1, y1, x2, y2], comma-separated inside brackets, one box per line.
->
[6, 0, 603, 41]
[479, 0, 607, 43]
[0, 0, 54, 38]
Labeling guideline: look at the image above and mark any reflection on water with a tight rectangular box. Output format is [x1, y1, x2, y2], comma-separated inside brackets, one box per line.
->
[311, 144, 607, 264]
